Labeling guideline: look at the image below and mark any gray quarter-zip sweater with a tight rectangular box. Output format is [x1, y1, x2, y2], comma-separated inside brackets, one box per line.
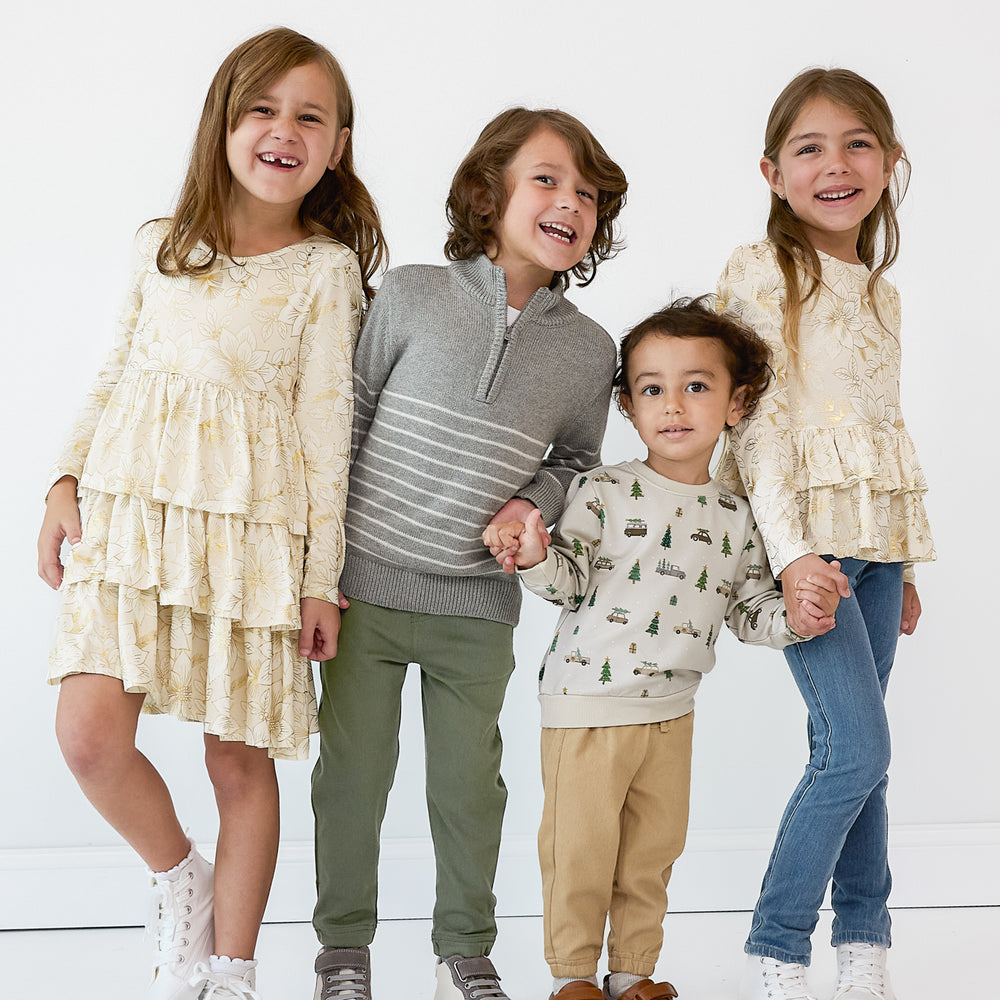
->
[340, 253, 616, 626]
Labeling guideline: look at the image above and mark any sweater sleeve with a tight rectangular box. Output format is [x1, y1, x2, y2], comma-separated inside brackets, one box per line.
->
[49, 226, 152, 492]
[717, 245, 812, 578]
[518, 475, 599, 602]
[296, 248, 364, 603]
[724, 517, 805, 649]
[516, 340, 615, 524]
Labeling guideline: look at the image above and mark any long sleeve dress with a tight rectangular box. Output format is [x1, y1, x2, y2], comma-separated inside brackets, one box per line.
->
[48, 221, 363, 760]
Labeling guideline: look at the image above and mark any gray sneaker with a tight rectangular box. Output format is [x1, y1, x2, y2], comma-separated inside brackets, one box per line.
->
[313, 947, 371, 1000]
[434, 956, 510, 1000]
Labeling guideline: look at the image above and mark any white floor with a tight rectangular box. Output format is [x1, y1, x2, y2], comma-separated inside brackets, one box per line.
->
[1, 907, 992, 998]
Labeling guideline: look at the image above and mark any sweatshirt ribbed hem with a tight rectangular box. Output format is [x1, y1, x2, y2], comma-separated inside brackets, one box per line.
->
[539, 685, 699, 729]
[340, 552, 522, 626]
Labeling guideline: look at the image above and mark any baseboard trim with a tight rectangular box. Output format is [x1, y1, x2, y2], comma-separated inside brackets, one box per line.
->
[3, 823, 997, 930]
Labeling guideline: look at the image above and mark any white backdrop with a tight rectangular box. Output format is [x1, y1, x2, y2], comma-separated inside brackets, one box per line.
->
[2, 0, 997, 930]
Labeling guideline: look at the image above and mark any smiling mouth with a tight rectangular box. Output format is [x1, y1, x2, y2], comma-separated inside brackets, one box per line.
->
[539, 222, 577, 244]
[817, 188, 858, 201]
[660, 427, 692, 436]
[258, 153, 301, 168]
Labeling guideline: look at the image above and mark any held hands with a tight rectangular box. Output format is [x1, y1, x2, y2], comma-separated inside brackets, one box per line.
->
[37, 476, 82, 590]
[780, 553, 851, 637]
[299, 597, 341, 661]
[482, 498, 550, 574]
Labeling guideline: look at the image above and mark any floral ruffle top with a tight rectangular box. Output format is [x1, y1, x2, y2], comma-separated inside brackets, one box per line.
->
[716, 241, 934, 581]
[52, 221, 363, 614]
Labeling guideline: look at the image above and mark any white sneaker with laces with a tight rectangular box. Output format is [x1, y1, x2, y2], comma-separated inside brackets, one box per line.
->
[833, 944, 895, 1000]
[434, 955, 511, 1000]
[739, 955, 817, 1000]
[189, 961, 260, 1000]
[148, 841, 215, 1000]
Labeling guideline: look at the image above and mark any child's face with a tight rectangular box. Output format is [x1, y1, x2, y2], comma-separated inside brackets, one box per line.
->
[226, 62, 350, 225]
[490, 128, 599, 291]
[620, 334, 745, 486]
[760, 97, 900, 263]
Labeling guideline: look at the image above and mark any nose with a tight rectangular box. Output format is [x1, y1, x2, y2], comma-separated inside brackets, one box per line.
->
[662, 389, 684, 413]
[824, 148, 849, 174]
[269, 113, 299, 143]
[555, 186, 582, 213]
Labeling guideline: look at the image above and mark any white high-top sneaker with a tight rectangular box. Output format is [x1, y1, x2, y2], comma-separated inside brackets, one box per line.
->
[739, 955, 818, 1000]
[189, 960, 260, 999]
[147, 841, 215, 1000]
[833, 944, 895, 1000]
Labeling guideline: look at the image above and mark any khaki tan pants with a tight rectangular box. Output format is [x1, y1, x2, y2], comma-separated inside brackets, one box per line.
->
[538, 714, 694, 978]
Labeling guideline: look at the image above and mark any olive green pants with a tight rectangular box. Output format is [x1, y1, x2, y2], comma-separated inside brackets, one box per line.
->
[312, 599, 515, 958]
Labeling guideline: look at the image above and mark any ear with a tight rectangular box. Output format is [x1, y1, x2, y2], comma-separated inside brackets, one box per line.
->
[882, 145, 903, 188]
[619, 392, 636, 423]
[327, 126, 350, 171]
[727, 385, 749, 427]
[760, 156, 785, 200]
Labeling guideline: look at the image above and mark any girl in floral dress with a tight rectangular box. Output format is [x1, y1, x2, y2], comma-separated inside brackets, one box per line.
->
[36, 27, 384, 1000]
[716, 69, 935, 1000]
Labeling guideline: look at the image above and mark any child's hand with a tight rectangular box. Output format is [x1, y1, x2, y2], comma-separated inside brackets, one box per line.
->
[299, 597, 341, 661]
[511, 508, 550, 570]
[37, 476, 82, 590]
[780, 554, 850, 635]
[482, 498, 550, 574]
[899, 582, 921, 635]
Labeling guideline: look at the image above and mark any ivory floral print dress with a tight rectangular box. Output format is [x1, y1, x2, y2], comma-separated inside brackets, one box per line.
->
[48, 221, 363, 760]
[716, 241, 934, 580]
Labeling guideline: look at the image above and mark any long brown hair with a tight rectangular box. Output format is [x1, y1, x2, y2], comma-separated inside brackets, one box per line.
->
[156, 27, 386, 300]
[762, 68, 908, 359]
[444, 108, 627, 289]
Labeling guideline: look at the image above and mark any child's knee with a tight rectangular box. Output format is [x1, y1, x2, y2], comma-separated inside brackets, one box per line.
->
[204, 738, 273, 800]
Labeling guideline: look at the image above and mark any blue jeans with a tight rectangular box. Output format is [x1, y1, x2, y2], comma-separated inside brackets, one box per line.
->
[746, 558, 903, 965]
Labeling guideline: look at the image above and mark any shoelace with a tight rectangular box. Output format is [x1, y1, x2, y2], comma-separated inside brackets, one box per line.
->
[320, 966, 369, 999]
[189, 963, 261, 1000]
[146, 872, 194, 969]
[461, 975, 509, 1000]
[840, 948, 886, 990]
[763, 960, 813, 999]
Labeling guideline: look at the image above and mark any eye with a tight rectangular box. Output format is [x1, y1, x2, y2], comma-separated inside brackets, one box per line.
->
[250, 105, 274, 116]
[577, 188, 597, 201]
[640, 385, 662, 397]
[299, 114, 323, 124]
[848, 139, 874, 149]
[795, 143, 820, 155]
[534, 174, 555, 186]
[685, 382, 708, 393]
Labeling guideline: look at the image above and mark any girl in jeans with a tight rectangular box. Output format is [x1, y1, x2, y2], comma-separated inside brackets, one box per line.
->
[716, 68, 935, 1000]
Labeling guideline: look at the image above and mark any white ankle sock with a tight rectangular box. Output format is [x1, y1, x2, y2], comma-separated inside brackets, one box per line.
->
[606, 972, 644, 997]
[210, 955, 257, 977]
[553, 975, 598, 994]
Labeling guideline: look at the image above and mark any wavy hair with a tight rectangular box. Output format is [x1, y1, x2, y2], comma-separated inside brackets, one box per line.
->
[444, 108, 627, 288]
[762, 68, 908, 359]
[613, 295, 773, 418]
[156, 27, 386, 300]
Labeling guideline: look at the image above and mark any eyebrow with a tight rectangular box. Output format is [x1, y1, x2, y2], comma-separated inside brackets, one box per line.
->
[787, 127, 875, 144]
[257, 95, 331, 114]
[634, 369, 719, 381]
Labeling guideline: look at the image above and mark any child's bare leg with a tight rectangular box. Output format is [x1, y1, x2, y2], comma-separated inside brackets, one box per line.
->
[56, 673, 189, 871]
[204, 735, 279, 958]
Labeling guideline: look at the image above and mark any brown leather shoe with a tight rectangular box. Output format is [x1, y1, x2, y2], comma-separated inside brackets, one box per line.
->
[604, 977, 679, 1000]
[551, 981, 604, 1000]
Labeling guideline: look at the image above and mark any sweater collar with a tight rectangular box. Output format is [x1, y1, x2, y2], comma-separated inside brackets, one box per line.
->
[451, 253, 572, 323]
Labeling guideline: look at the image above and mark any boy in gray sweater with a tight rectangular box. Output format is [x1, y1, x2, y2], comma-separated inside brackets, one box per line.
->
[311, 108, 628, 1000]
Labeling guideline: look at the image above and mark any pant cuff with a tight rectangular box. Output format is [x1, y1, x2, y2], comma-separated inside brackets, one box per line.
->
[608, 951, 656, 977]
[433, 936, 496, 959]
[830, 932, 891, 948]
[745, 944, 811, 966]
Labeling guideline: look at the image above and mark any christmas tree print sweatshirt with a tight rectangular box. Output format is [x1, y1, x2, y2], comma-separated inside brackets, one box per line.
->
[519, 459, 806, 728]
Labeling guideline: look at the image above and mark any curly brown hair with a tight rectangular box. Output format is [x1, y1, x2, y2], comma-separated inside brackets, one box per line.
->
[444, 108, 627, 288]
[613, 296, 773, 417]
[155, 27, 387, 300]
